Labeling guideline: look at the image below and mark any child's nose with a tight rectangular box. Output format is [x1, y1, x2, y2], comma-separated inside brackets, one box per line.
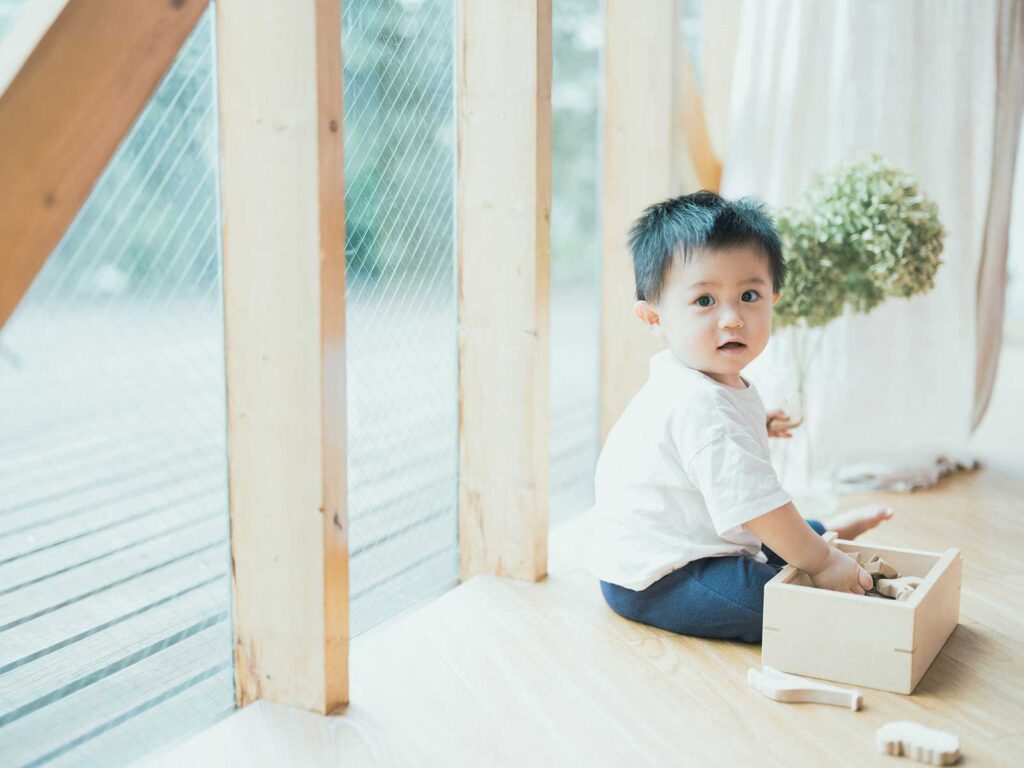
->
[719, 311, 744, 329]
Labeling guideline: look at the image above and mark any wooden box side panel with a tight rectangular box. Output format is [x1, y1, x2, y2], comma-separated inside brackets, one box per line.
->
[910, 549, 962, 691]
[762, 583, 915, 692]
[761, 634, 913, 693]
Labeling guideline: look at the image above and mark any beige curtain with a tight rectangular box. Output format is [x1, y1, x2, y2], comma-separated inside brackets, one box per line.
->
[711, 0, 1019, 496]
[972, 0, 1024, 430]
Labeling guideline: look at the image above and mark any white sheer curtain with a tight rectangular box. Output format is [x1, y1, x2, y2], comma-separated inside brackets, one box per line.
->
[716, 0, 1022, 498]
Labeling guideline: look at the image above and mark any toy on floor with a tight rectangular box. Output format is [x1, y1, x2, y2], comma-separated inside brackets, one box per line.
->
[747, 665, 863, 710]
[876, 721, 960, 765]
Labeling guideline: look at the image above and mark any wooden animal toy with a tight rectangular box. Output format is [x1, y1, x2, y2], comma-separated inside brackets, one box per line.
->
[747, 665, 863, 710]
[877, 576, 923, 602]
[857, 552, 899, 582]
[876, 721, 960, 765]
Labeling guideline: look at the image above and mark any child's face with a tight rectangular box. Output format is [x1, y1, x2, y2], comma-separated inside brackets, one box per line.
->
[634, 245, 779, 388]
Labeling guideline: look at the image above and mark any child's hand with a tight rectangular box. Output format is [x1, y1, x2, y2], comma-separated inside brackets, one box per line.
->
[808, 547, 873, 594]
[766, 409, 803, 438]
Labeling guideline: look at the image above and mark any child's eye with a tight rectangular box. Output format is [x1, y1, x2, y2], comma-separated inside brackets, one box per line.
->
[695, 295, 715, 308]
[741, 289, 761, 302]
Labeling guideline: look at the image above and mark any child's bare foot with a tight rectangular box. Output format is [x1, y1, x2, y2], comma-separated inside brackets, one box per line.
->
[825, 503, 895, 540]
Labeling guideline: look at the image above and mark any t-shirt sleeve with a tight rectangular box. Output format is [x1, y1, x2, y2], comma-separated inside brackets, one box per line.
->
[672, 398, 791, 536]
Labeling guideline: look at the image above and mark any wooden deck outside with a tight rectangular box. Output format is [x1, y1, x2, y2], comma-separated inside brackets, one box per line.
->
[0, 286, 597, 765]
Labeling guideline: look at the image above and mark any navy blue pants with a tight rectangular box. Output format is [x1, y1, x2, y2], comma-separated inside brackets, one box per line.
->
[600, 520, 827, 643]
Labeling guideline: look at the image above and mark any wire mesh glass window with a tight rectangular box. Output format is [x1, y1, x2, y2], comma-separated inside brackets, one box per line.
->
[550, 0, 602, 526]
[343, 0, 458, 636]
[0, 10, 234, 767]
[0, 0, 26, 40]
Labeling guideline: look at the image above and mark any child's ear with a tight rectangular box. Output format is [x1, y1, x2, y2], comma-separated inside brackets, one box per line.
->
[634, 300, 662, 335]
[771, 292, 781, 305]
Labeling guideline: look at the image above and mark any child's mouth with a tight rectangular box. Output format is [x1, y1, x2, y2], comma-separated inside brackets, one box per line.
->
[718, 342, 747, 353]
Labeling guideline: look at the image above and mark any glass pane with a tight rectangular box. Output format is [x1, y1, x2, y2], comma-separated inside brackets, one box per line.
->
[343, 0, 458, 636]
[0, 0, 27, 42]
[550, 0, 602, 526]
[0, 11, 233, 766]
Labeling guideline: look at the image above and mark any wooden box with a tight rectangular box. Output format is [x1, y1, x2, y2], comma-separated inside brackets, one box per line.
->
[761, 539, 962, 694]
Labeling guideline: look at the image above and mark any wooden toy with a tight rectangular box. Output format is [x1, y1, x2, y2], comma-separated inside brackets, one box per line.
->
[877, 576, 923, 602]
[747, 665, 863, 710]
[876, 721, 960, 765]
[857, 552, 900, 582]
[762, 539, 962, 694]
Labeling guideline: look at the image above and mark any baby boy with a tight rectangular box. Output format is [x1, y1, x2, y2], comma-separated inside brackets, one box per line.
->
[586, 191, 894, 643]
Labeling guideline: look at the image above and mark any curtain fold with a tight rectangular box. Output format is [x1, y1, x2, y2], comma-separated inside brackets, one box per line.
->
[973, 0, 1024, 430]
[719, 0, 1019, 495]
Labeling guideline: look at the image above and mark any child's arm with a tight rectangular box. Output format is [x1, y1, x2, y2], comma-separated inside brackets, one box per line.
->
[745, 502, 872, 594]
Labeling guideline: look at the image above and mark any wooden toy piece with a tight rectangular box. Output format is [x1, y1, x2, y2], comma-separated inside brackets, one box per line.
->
[876, 721, 960, 765]
[747, 665, 863, 711]
[856, 552, 900, 581]
[877, 576, 923, 601]
[879, 560, 900, 579]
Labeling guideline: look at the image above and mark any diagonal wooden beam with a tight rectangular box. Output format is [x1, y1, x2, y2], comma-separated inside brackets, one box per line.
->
[677, 44, 723, 194]
[0, 0, 209, 331]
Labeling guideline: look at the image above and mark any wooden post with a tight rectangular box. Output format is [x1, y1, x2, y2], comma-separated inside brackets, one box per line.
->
[457, 0, 552, 582]
[217, 0, 348, 713]
[0, 0, 209, 331]
[599, 0, 678, 443]
[677, 38, 722, 194]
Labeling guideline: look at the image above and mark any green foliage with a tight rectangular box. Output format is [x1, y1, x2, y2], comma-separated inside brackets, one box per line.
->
[774, 154, 945, 329]
[33, 1, 457, 298]
[773, 215, 852, 328]
[32, 0, 601, 298]
[342, 0, 454, 284]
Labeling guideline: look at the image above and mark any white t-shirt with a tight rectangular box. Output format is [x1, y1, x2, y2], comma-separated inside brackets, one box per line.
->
[584, 349, 792, 591]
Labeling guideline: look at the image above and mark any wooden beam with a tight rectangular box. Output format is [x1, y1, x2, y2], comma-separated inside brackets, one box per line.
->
[599, 1, 677, 443]
[697, 0, 741, 168]
[217, 0, 348, 714]
[677, 44, 722, 193]
[0, 0, 209, 331]
[457, 0, 552, 582]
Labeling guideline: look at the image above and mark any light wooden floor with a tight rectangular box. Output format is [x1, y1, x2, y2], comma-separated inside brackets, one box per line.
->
[144, 459, 1024, 767]
[144, 340, 1024, 767]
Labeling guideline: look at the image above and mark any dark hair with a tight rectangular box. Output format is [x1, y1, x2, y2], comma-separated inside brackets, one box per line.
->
[628, 190, 785, 302]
